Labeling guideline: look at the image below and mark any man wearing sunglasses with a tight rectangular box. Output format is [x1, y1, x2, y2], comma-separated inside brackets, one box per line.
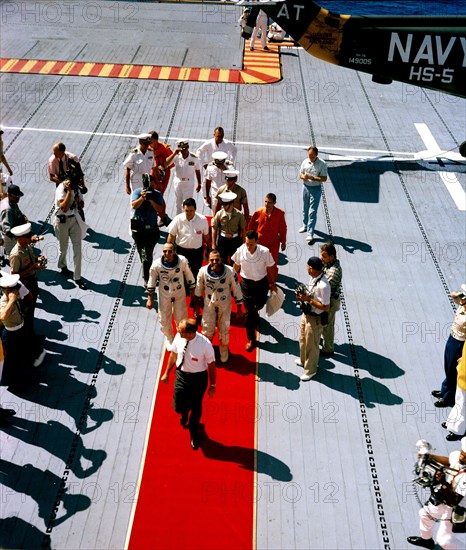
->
[146, 243, 196, 344]
[194, 250, 244, 363]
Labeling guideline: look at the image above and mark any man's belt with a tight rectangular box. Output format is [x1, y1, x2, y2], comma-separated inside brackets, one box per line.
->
[4, 322, 24, 331]
[220, 231, 238, 238]
[180, 178, 191, 181]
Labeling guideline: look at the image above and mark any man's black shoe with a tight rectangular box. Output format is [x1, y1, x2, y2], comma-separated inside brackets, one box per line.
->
[446, 431, 463, 441]
[60, 267, 72, 278]
[0, 407, 16, 419]
[434, 398, 452, 408]
[441, 422, 448, 429]
[320, 351, 334, 357]
[75, 279, 88, 290]
[431, 390, 442, 398]
[190, 438, 200, 450]
[407, 536, 435, 549]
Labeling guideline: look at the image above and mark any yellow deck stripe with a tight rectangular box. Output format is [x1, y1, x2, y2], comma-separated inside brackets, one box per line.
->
[0, 41, 286, 84]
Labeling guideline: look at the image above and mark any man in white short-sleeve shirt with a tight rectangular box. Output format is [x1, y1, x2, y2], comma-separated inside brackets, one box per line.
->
[162, 318, 216, 450]
[232, 229, 276, 352]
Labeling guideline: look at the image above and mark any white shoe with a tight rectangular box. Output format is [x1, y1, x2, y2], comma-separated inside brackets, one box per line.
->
[305, 234, 314, 242]
[300, 372, 316, 381]
[298, 226, 306, 233]
[295, 359, 303, 367]
[33, 349, 46, 367]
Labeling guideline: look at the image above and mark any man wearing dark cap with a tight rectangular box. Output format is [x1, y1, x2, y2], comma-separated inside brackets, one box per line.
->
[123, 133, 154, 195]
[296, 256, 330, 381]
[211, 191, 246, 265]
[0, 183, 27, 256]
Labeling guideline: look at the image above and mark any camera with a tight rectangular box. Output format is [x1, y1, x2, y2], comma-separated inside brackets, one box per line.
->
[38, 256, 47, 267]
[295, 283, 313, 315]
[66, 157, 87, 193]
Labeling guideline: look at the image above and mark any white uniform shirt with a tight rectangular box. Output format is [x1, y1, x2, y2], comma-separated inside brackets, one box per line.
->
[168, 331, 215, 373]
[123, 147, 154, 189]
[307, 273, 331, 315]
[196, 138, 237, 166]
[232, 243, 275, 281]
[54, 183, 83, 217]
[172, 153, 201, 183]
[299, 157, 328, 188]
[204, 163, 233, 198]
[167, 212, 209, 249]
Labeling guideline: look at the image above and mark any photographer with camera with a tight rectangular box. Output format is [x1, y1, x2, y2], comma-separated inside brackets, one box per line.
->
[164, 140, 201, 215]
[9, 222, 47, 367]
[131, 174, 165, 287]
[408, 438, 466, 549]
[295, 256, 330, 382]
[54, 177, 87, 290]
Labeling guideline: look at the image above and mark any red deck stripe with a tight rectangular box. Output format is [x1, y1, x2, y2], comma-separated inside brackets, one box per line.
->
[88, 63, 104, 76]
[66, 61, 86, 75]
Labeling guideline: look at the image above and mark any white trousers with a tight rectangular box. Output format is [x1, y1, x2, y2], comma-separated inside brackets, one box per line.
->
[419, 502, 458, 550]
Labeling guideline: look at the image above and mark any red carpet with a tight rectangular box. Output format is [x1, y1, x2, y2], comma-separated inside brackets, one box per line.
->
[128, 312, 257, 550]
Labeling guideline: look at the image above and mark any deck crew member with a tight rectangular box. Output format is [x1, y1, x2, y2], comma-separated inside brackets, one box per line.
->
[131, 175, 165, 287]
[54, 177, 87, 289]
[211, 191, 246, 265]
[0, 183, 27, 256]
[232, 230, 276, 351]
[203, 151, 233, 210]
[196, 127, 237, 169]
[320, 242, 342, 357]
[250, 9, 269, 51]
[9, 223, 47, 367]
[247, 193, 287, 283]
[123, 133, 154, 194]
[432, 288, 466, 408]
[299, 146, 328, 244]
[146, 243, 195, 344]
[161, 317, 217, 450]
[167, 198, 210, 283]
[164, 140, 201, 214]
[407, 437, 466, 550]
[195, 250, 244, 363]
[296, 256, 330, 381]
[148, 130, 173, 196]
[0, 128, 13, 185]
[0, 273, 33, 386]
[214, 170, 250, 222]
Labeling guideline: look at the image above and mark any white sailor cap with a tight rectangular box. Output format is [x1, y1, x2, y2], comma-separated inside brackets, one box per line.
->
[176, 139, 189, 147]
[11, 222, 33, 238]
[218, 191, 237, 204]
[223, 169, 239, 179]
[0, 273, 20, 288]
[137, 133, 152, 143]
[212, 151, 228, 161]
[462, 437, 466, 453]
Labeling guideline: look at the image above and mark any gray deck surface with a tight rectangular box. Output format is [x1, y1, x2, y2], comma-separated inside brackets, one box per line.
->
[1, 2, 465, 549]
